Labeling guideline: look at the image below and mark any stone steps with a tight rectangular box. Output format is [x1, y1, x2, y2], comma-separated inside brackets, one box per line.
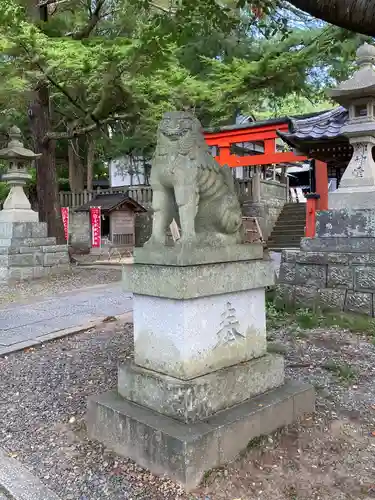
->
[268, 203, 306, 250]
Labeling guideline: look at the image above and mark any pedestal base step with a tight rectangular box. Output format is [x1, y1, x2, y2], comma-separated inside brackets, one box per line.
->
[87, 380, 314, 492]
[118, 354, 284, 423]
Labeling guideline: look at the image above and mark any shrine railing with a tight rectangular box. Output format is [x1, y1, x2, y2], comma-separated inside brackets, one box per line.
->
[57, 178, 285, 209]
[59, 186, 153, 208]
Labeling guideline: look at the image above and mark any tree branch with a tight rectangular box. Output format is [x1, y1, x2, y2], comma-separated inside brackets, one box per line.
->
[287, 0, 375, 37]
[71, 0, 106, 40]
[44, 113, 134, 141]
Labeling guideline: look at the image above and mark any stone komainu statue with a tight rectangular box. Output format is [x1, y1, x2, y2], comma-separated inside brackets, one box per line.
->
[145, 111, 244, 247]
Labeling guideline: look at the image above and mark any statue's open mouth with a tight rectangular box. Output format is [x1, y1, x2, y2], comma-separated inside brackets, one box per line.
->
[162, 129, 189, 141]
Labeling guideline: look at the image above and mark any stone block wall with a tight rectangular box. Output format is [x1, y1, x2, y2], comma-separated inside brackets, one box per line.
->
[276, 209, 375, 316]
[0, 221, 70, 282]
[243, 180, 286, 240]
[276, 249, 375, 315]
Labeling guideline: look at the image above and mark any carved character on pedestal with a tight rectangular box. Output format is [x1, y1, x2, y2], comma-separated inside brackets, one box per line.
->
[145, 111, 244, 247]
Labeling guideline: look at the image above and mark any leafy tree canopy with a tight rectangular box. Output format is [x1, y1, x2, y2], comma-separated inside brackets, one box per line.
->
[0, 0, 368, 162]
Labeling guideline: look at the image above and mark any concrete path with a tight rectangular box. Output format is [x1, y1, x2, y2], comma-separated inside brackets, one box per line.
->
[0, 282, 132, 353]
[0, 447, 61, 500]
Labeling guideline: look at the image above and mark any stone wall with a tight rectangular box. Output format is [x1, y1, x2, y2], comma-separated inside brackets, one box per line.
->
[69, 211, 90, 250]
[243, 180, 286, 240]
[276, 208, 375, 316]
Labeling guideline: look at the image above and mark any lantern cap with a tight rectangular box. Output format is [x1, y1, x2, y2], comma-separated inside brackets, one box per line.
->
[0, 125, 41, 160]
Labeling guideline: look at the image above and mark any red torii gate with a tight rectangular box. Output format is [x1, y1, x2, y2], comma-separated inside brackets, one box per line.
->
[204, 121, 307, 166]
[203, 119, 329, 236]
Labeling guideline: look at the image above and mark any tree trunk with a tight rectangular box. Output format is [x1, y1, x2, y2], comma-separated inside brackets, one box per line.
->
[86, 135, 95, 191]
[29, 83, 65, 244]
[68, 138, 85, 191]
[288, 0, 375, 37]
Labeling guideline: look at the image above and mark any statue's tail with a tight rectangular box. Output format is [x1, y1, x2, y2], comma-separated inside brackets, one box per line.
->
[219, 195, 244, 236]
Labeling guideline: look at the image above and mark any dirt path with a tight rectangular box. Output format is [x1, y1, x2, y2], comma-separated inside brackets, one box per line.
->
[0, 318, 374, 499]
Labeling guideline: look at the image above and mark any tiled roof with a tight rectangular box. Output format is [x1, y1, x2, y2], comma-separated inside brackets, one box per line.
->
[75, 193, 146, 213]
[278, 107, 348, 148]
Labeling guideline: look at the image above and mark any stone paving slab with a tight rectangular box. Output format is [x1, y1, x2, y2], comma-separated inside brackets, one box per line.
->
[0, 448, 61, 500]
[0, 282, 132, 349]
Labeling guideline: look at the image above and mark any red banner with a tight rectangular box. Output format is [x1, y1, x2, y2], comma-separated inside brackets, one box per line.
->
[90, 207, 101, 248]
[61, 207, 69, 242]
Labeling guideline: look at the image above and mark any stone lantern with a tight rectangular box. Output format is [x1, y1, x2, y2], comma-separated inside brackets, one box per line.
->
[327, 42, 375, 208]
[0, 126, 69, 283]
[0, 125, 41, 222]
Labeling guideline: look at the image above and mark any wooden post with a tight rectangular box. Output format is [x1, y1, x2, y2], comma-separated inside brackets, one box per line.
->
[305, 193, 320, 238]
[253, 168, 261, 203]
[315, 160, 328, 210]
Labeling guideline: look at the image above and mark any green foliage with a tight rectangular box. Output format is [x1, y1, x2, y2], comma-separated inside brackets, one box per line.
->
[322, 360, 357, 383]
[0, 0, 368, 169]
[267, 297, 375, 336]
[295, 309, 319, 329]
[0, 182, 9, 202]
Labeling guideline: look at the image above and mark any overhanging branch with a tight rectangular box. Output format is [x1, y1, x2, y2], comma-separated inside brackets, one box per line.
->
[71, 0, 106, 40]
[44, 113, 134, 141]
[287, 0, 375, 37]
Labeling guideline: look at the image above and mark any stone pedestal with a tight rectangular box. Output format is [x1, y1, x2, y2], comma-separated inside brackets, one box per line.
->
[87, 243, 315, 491]
[0, 222, 70, 282]
[276, 208, 375, 316]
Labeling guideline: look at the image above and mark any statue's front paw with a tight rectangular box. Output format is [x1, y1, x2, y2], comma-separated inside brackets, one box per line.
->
[143, 236, 166, 249]
[175, 236, 199, 249]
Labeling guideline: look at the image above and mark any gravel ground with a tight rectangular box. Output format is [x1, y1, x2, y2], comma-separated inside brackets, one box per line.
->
[0, 267, 122, 307]
[1, 320, 375, 499]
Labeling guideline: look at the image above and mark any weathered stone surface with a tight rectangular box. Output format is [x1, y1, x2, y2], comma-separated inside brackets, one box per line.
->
[135, 243, 263, 266]
[318, 288, 346, 311]
[274, 283, 295, 309]
[316, 209, 375, 238]
[0, 267, 7, 280]
[282, 250, 350, 266]
[354, 266, 375, 291]
[345, 291, 372, 315]
[43, 251, 69, 266]
[294, 264, 326, 287]
[8, 252, 44, 267]
[22, 237, 56, 247]
[0, 221, 48, 239]
[281, 250, 299, 263]
[134, 212, 152, 247]
[327, 265, 353, 289]
[294, 285, 319, 309]
[329, 190, 375, 211]
[279, 262, 296, 283]
[124, 259, 274, 300]
[69, 211, 90, 249]
[118, 354, 284, 423]
[7, 266, 47, 281]
[31, 222, 48, 238]
[87, 381, 315, 492]
[133, 288, 267, 379]
[301, 237, 375, 253]
[41, 244, 68, 253]
[350, 253, 375, 264]
[145, 111, 244, 249]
